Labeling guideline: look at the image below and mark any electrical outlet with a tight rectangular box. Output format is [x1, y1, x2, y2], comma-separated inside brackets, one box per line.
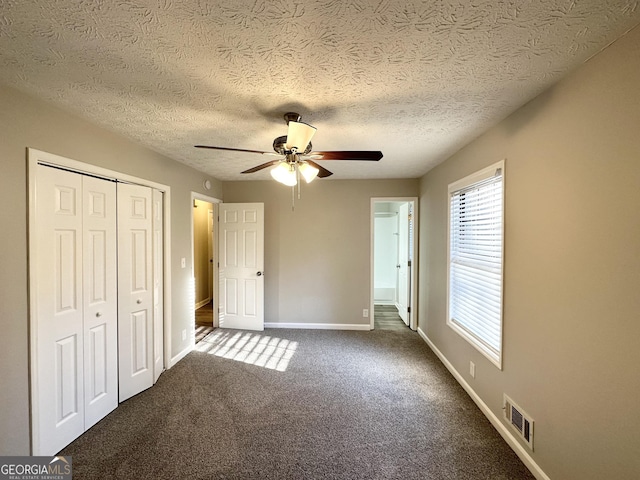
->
[470, 361, 476, 379]
[363, 309, 369, 318]
[182, 329, 186, 341]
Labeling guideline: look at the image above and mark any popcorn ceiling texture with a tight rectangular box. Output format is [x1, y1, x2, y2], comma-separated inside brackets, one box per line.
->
[0, 0, 638, 180]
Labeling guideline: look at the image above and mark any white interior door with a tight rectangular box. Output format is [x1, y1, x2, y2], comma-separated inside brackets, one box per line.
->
[152, 189, 164, 383]
[34, 166, 118, 455]
[219, 203, 264, 331]
[118, 183, 154, 402]
[397, 203, 410, 326]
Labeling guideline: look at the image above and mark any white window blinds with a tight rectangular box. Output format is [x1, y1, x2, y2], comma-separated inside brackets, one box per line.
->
[448, 161, 504, 367]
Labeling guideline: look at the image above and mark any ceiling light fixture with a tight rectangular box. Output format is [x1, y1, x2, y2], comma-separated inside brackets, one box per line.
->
[196, 112, 382, 208]
[195, 112, 383, 189]
[298, 161, 319, 183]
[270, 159, 319, 187]
[270, 161, 297, 186]
[285, 121, 317, 152]
[270, 157, 320, 211]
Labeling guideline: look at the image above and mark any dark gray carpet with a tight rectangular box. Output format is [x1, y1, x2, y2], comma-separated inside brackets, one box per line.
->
[61, 328, 535, 479]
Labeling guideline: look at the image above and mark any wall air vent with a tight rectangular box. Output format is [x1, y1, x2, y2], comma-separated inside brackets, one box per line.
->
[503, 394, 534, 450]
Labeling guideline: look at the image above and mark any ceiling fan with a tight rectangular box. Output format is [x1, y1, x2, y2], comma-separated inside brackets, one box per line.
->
[195, 112, 383, 186]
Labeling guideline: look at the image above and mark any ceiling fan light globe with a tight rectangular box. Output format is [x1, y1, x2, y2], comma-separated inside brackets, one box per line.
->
[299, 162, 319, 183]
[271, 162, 297, 186]
[285, 121, 317, 152]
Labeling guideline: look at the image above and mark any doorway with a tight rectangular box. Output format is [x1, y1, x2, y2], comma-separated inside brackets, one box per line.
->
[370, 198, 418, 331]
[192, 194, 221, 344]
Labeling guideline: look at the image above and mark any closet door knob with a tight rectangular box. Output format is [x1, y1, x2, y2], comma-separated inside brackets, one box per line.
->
[136, 299, 142, 304]
[96, 312, 102, 317]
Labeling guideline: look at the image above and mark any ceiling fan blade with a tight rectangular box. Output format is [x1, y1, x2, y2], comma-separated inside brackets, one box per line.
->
[195, 145, 274, 155]
[308, 151, 383, 161]
[305, 160, 333, 178]
[241, 160, 282, 174]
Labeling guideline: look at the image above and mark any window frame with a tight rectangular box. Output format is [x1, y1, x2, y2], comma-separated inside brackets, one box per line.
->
[446, 160, 505, 369]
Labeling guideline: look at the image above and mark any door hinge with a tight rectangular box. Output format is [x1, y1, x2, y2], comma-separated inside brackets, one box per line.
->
[408, 260, 412, 267]
[407, 307, 411, 313]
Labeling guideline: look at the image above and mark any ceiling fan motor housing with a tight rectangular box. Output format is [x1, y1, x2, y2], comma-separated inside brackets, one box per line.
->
[273, 135, 312, 155]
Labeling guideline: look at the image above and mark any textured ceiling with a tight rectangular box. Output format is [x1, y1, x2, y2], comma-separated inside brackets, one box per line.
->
[1, 1, 639, 181]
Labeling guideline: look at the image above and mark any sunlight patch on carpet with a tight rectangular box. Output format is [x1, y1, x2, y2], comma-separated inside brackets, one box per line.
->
[195, 330, 298, 372]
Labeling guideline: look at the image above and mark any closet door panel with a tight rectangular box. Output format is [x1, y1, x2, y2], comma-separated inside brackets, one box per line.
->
[34, 166, 84, 455]
[152, 189, 164, 383]
[118, 183, 154, 402]
[83, 176, 118, 429]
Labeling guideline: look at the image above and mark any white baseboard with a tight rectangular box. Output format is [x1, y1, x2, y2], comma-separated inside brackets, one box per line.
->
[169, 343, 193, 368]
[417, 328, 550, 480]
[264, 322, 371, 331]
[195, 297, 211, 310]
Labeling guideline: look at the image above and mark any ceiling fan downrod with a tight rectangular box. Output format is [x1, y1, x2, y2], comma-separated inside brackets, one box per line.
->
[283, 112, 301, 124]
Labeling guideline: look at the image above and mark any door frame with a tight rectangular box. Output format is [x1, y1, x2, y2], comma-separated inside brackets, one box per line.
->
[370, 197, 418, 331]
[28, 148, 173, 453]
[191, 192, 222, 338]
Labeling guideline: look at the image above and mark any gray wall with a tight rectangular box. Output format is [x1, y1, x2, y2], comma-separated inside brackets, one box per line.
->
[0, 84, 221, 455]
[223, 179, 418, 326]
[418, 27, 640, 479]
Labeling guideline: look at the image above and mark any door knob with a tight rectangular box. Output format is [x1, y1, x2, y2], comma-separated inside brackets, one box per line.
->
[257, 271, 263, 276]
[96, 312, 102, 317]
[136, 299, 142, 304]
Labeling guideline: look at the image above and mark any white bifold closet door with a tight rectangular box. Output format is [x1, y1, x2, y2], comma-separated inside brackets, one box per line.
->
[34, 166, 118, 455]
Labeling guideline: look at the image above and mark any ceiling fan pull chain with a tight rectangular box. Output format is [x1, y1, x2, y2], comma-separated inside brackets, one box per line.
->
[291, 185, 295, 211]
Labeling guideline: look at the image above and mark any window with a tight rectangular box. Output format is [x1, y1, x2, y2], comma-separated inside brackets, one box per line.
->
[447, 161, 504, 368]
